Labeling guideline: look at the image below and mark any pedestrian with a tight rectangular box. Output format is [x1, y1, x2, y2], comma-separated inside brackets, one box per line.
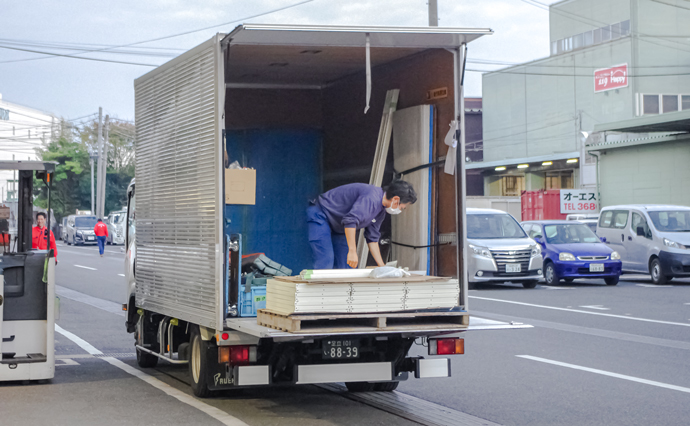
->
[307, 180, 417, 269]
[32, 212, 58, 264]
[94, 218, 109, 257]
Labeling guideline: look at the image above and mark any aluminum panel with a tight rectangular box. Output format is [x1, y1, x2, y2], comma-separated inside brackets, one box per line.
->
[134, 35, 224, 330]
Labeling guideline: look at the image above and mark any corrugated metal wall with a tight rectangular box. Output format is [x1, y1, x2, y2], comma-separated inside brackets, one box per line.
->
[134, 36, 224, 330]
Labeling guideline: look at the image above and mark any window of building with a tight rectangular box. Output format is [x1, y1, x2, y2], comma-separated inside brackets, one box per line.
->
[620, 20, 630, 36]
[643, 94, 660, 114]
[545, 170, 574, 190]
[573, 33, 584, 49]
[601, 25, 612, 42]
[583, 31, 593, 47]
[611, 22, 621, 39]
[593, 28, 602, 44]
[551, 41, 557, 55]
[682, 95, 690, 110]
[662, 95, 679, 113]
[501, 176, 524, 197]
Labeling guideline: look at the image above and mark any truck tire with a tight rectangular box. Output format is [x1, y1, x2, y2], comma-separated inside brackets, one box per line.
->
[136, 347, 159, 368]
[650, 258, 668, 285]
[345, 382, 375, 392]
[373, 381, 399, 392]
[522, 280, 538, 289]
[189, 325, 213, 398]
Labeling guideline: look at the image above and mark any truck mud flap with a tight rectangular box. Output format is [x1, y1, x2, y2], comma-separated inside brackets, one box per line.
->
[414, 358, 451, 379]
[208, 363, 271, 390]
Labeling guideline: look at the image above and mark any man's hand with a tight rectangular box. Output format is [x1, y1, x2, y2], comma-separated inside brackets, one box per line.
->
[347, 250, 359, 268]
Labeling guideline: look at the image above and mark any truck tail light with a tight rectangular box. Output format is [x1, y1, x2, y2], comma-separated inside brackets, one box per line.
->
[218, 345, 257, 364]
[429, 338, 464, 355]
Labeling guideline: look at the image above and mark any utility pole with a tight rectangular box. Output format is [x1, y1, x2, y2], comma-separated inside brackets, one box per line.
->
[99, 115, 110, 218]
[428, 0, 438, 26]
[96, 107, 103, 217]
[89, 148, 98, 214]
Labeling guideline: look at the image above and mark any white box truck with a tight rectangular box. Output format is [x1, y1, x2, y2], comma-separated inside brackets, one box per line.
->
[123, 24, 510, 397]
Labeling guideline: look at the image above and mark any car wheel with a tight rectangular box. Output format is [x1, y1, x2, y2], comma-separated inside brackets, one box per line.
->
[650, 258, 668, 285]
[604, 276, 619, 286]
[544, 262, 560, 285]
[522, 280, 538, 289]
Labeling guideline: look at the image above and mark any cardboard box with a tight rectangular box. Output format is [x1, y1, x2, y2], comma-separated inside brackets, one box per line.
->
[225, 169, 256, 205]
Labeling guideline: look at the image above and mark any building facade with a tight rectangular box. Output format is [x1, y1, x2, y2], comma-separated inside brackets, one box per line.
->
[476, 0, 690, 207]
[0, 93, 57, 202]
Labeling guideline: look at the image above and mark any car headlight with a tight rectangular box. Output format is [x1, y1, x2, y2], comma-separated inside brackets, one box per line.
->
[559, 252, 576, 261]
[610, 251, 621, 260]
[531, 244, 541, 257]
[76, 231, 83, 236]
[663, 238, 687, 249]
[469, 244, 493, 259]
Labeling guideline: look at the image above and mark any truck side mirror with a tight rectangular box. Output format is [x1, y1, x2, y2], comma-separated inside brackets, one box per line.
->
[636, 226, 645, 237]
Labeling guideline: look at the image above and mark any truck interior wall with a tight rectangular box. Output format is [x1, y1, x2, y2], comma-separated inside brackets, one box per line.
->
[224, 89, 324, 273]
[322, 49, 458, 276]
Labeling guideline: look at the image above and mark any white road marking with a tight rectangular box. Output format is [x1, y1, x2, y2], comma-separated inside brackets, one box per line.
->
[579, 305, 610, 311]
[74, 265, 97, 271]
[54, 325, 248, 426]
[56, 358, 80, 366]
[517, 355, 690, 394]
[636, 284, 672, 288]
[470, 296, 690, 327]
[541, 285, 576, 290]
[118, 274, 125, 277]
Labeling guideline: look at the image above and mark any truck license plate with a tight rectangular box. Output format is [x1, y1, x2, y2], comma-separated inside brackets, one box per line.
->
[589, 263, 605, 272]
[505, 264, 521, 273]
[323, 339, 360, 359]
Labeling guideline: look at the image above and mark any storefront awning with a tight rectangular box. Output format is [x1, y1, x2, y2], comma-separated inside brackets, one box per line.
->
[465, 151, 580, 170]
[593, 109, 690, 133]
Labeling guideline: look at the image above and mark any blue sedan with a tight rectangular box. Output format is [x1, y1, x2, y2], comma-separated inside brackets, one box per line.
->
[521, 220, 622, 286]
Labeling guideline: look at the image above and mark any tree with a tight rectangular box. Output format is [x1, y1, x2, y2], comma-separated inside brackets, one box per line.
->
[33, 118, 135, 220]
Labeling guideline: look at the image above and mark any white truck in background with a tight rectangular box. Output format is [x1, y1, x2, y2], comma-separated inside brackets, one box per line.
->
[123, 24, 521, 398]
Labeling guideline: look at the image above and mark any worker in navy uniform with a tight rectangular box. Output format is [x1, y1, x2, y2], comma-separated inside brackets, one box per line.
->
[307, 180, 417, 269]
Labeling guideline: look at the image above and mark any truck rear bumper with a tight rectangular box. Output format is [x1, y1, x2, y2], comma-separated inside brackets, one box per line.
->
[296, 362, 394, 384]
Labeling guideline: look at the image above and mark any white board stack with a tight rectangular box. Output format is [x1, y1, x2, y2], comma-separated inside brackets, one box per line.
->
[266, 276, 459, 316]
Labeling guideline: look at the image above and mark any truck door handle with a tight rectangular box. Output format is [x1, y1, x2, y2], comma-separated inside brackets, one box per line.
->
[621, 234, 625, 242]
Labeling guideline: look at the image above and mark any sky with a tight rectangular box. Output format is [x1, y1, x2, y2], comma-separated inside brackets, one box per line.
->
[0, 0, 557, 122]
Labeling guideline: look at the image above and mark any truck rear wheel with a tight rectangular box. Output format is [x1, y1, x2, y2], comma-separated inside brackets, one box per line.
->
[345, 382, 375, 392]
[373, 381, 399, 392]
[136, 348, 159, 368]
[189, 325, 213, 398]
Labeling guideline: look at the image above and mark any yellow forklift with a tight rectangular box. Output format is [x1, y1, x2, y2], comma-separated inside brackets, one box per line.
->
[0, 161, 57, 382]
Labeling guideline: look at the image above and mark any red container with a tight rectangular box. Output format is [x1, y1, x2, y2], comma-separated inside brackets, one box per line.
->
[521, 190, 566, 220]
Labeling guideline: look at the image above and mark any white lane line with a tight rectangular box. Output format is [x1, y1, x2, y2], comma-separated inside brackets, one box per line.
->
[470, 296, 690, 327]
[541, 285, 576, 290]
[579, 305, 610, 310]
[56, 286, 124, 317]
[636, 284, 672, 288]
[118, 274, 125, 277]
[54, 325, 248, 426]
[74, 264, 97, 271]
[56, 359, 80, 366]
[517, 355, 690, 394]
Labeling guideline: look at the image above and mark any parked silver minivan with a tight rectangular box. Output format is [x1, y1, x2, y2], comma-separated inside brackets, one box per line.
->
[106, 209, 126, 245]
[597, 205, 690, 284]
[467, 208, 543, 289]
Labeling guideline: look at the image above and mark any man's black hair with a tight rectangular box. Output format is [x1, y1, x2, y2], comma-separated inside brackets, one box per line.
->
[384, 180, 417, 204]
[36, 212, 47, 219]
[97, 218, 102, 222]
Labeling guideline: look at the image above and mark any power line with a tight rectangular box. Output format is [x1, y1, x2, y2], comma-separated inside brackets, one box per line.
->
[0, 0, 315, 67]
[0, 44, 159, 67]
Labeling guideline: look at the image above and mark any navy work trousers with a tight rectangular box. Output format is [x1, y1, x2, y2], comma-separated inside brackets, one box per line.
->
[306, 205, 351, 269]
[97, 236, 106, 255]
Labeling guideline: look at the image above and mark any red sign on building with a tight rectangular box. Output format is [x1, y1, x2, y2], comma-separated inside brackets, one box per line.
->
[594, 64, 628, 92]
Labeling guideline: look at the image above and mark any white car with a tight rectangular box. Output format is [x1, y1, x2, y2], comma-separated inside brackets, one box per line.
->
[467, 208, 543, 289]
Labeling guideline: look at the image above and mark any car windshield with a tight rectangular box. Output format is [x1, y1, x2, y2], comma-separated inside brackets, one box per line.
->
[544, 224, 600, 244]
[467, 214, 527, 239]
[75, 217, 98, 228]
[648, 211, 690, 232]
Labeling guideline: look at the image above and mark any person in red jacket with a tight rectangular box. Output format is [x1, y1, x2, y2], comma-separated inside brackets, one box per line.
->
[32, 212, 57, 264]
[94, 218, 109, 257]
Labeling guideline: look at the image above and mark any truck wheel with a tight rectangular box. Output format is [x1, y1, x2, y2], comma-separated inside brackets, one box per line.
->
[136, 347, 159, 368]
[189, 326, 213, 398]
[604, 276, 619, 286]
[345, 382, 375, 392]
[373, 381, 399, 392]
[522, 280, 538, 289]
[544, 262, 560, 285]
[650, 258, 668, 285]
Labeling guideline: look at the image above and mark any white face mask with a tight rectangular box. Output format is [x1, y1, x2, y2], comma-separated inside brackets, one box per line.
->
[386, 200, 402, 215]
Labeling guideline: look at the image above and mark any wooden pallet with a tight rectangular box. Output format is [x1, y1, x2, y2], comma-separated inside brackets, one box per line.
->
[256, 309, 469, 334]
